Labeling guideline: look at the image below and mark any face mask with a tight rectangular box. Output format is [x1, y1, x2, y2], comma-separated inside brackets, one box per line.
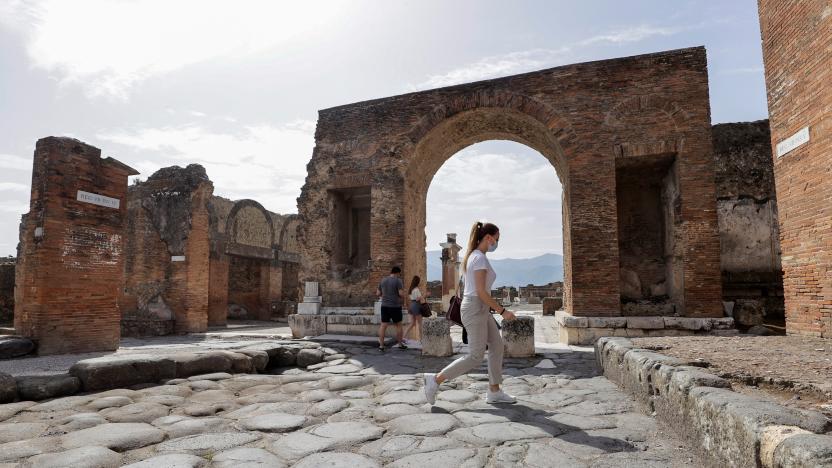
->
[487, 239, 498, 253]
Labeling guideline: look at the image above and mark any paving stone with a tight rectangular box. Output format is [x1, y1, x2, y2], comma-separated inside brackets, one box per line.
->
[269, 432, 336, 460]
[121, 453, 206, 468]
[100, 402, 170, 423]
[211, 447, 286, 468]
[296, 349, 325, 367]
[170, 352, 232, 378]
[386, 448, 482, 468]
[492, 442, 587, 468]
[188, 380, 221, 391]
[452, 409, 521, 427]
[0, 422, 47, 443]
[137, 385, 192, 398]
[327, 376, 372, 391]
[340, 390, 372, 399]
[140, 394, 186, 406]
[187, 389, 235, 403]
[0, 336, 35, 359]
[387, 413, 458, 436]
[306, 421, 385, 445]
[302, 389, 336, 402]
[27, 395, 94, 412]
[238, 413, 307, 432]
[0, 401, 35, 422]
[372, 403, 422, 423]
[359, 435, 462, 460]
[437, 389, 477, 403]
[517, 391, 585, 409]
[58, 413, 108, 431]
[87, 396, 133, 410]
[293, 452, 380, 468]
[546, 413, 617, 431]
[448, 422, 556, 445]
[558, 399, 632, 417]
[380, 391, 426, 405]
[163, 417, 234, 438]
[310, 398, 349, 416]
[62, 423, 166, 452]
[223, 402, 309, 419]
[27, 446, 122, 468]
[157, 432, 261, 456]
[0, 436, 62, 462]
[317, 363, 362, 374]
[69, 355, 176, 392]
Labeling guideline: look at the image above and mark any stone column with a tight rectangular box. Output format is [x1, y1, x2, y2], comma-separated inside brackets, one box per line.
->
[421, 317, 453, 357]
[298, 281, 322, 315]
[440, 233, 461, 312]
[502, 316, 535, 358]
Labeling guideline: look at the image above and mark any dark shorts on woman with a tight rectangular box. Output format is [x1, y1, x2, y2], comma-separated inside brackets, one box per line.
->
[381, 306, 403, 323]
[408, 300, 422, 316]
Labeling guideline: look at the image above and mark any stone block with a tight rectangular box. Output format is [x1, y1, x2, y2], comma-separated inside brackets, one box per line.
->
[0, 336, 35, 359]
[297, 349, 325, 367]
[663, 317, 707, 330]
[710, 317, 735, 330]
[626, 316, 665, 330]
[0, 372, 16, 403]
[586, 317, 628, 328]
[502, 317, 535, 357]
[16, 374, 81, 401]
[289, 315, 326, 338]
[70, 354, 177, 392]
[542, 297, 562, 316]
[772, 433, 832, 468]
[170, 352, 233, 378]
[297, 302, 321, 315]
[421, 317, 452, 357]
[733, 300, 764, 326]
[555, 310, 587, 328]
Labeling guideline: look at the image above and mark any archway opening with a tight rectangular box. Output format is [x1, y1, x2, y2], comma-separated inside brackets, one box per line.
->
[424, 140, 565, 310]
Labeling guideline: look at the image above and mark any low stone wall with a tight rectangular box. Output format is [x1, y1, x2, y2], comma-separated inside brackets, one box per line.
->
[289, 312, 412, 338]
[595, 337, 832, 468]
[557, 311, 736, 344]
[541, 297, 562, 316]
[121, 318, 176, 337]
[0, 340, 327, 403]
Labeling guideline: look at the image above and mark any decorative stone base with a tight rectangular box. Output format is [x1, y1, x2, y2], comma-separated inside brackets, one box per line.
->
[421, 317, 452, 357]
[556, 311, 736, 345]
[297, 302, 322, 315]
[289, 311, 411, 338]
[502, 316, 535, 357]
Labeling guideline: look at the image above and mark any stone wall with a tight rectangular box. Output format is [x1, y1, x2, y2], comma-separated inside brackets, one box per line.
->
[299, 47, 722, 319]
[15, 137, 137, 354]
[0, 260, 14, 324]
[712, 121, 784, 326]
[122, 165, 301, 334]
[758, 0, 832, 338]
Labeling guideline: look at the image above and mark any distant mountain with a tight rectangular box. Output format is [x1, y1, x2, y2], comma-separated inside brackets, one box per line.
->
[426, 251, 563, 287]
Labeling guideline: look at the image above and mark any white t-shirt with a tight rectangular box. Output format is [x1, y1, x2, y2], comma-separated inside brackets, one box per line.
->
[410, 287, 422, 301]
[463, 250, 496, 298]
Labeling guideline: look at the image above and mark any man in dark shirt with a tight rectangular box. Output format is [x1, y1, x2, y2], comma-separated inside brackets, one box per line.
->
[377, 266, 407, 351]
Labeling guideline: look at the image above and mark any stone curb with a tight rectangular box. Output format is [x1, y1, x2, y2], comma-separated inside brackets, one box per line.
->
[595, 337, 832, 468]
[0, 340, 325, 403]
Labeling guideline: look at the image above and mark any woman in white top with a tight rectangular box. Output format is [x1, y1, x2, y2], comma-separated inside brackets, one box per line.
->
[423, 221, 517, 405]
[404, 275, 427, 343]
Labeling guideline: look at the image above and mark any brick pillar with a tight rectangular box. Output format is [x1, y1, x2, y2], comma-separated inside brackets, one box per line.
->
[207, 254, 229, 326]
[565, 150, 621, 316]
[14, 137, 138, 355]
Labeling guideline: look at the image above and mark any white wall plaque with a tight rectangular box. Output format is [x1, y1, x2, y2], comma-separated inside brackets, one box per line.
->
[171, 256, 186, 262]
[776, 126, 810, 158]
[77, 190, 120, 209]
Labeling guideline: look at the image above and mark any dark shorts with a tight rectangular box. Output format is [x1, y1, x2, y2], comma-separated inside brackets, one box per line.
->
[381, 306, 403, 324]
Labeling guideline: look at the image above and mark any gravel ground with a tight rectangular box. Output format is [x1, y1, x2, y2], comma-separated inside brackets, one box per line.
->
[632, 335, 832, 418]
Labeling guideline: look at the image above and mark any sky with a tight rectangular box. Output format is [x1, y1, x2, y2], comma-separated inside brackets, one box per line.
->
[0, 0, 768, 259]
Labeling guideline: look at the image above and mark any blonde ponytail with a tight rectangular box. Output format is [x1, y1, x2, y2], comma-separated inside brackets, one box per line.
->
[461, 221, 499, 273]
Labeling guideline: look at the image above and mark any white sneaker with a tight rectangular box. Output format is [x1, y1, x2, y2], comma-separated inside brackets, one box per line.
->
[423, 373, 438, 405]
[486, 390, 517, 404]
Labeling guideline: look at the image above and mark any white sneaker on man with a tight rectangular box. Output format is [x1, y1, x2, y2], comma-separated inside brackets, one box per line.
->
[486, 389, 517, 404]
[423, 373, 438, 405]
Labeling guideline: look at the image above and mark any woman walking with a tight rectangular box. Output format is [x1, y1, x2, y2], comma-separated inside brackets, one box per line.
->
[423, 221, 517, 405]
[404, 275, 427, 344]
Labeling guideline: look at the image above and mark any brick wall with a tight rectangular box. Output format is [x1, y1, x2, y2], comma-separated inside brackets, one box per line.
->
[758, 0, 832, 337]
[15, 137, 137, 354]
[299, 47, 723, 318]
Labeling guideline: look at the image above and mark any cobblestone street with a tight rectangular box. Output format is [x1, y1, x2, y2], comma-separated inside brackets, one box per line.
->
[0, 335, 699, 467]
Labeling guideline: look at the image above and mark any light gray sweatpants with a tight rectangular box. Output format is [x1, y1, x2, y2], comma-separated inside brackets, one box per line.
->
[439, 296, 504, 385]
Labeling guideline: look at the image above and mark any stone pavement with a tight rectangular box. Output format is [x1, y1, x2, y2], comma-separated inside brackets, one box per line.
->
[0, 340, 699, 467]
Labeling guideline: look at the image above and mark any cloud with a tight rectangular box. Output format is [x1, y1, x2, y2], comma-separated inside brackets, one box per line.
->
[97, 119, 315, 214]
[1, 0, 344, 99]
[410, 48, 571, 91]
[579, 24, 680, 45]
[0, 154, 31, 171]
[720, 67, 764, 75]
[0, 199, 28, 214]
[0, 182, 29, 192]
[411, 23, 683, 91]
[426, 144, 563, 257]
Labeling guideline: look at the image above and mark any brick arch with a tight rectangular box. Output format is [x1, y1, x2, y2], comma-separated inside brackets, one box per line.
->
[401, 102, 577, 300]
[225, 199, 275, 257]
